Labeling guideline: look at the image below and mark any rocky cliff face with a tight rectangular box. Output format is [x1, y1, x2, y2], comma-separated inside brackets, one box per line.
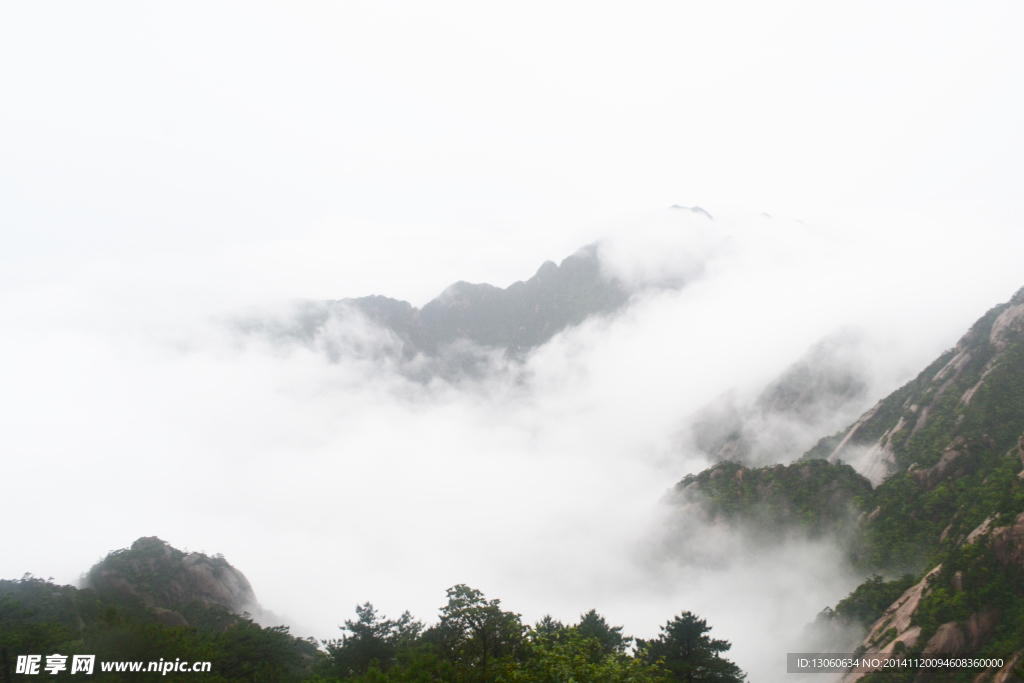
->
[85, 537, 262, 624]
[800, 287, 1024, 683]
[810, 286, 1024, 486]
[838, 504, 1024, 683]
[678, 286, 1024, 678]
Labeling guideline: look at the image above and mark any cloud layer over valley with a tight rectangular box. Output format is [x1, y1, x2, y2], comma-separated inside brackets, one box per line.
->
[2, 208, 1021, 682]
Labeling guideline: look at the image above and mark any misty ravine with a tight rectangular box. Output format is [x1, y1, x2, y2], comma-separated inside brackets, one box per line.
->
[7, 3, 1024, 681]
[4, 212, 1024, 683]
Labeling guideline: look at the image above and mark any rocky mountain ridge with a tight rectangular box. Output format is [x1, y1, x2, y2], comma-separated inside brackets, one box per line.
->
[83, 536, 263, 627]
[0, 539, 320, 681]
[252, 244, 635, 370]
[677, 286, 1024, 682]
[807, 287, 1024, 485]
[673, 459, 870, 538]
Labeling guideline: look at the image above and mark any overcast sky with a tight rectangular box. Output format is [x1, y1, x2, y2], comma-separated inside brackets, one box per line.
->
[3, 1, 1023, 299]
[3, 4, 1024, 681]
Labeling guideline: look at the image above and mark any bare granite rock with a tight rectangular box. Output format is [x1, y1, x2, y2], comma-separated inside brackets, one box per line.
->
[85, 537, 261, 618]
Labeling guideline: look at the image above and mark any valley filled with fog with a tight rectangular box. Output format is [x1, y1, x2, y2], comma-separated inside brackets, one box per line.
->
[4, 4, 1024, 680]
[2, 208, 1021, 681]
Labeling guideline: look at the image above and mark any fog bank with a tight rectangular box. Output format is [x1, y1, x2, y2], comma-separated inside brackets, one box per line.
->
[1, 209, 1022, 682]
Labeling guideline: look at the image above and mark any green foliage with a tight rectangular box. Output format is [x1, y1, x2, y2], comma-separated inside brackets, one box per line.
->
[435, 584, 527, 683]
[3, 572, 741, 683]
[0, 576, 320, 682]
[826, 303, 1024, 572]
[849, 430, 1024, 575]
[673, 290, 1024, 671]
[322, 603, 423, 679]
[311, 594, 741, 683]
[0, 580, 82, 669]
[828, 574, 916, 627]
[87, 537, 190, 604]
[852, 537, 1024, 683]
[637, 612, 744, 683]
[575, 610, 631, 657]
[531, 616, 565, 640]
[806, 291, 1024, 673]
[801, 428, 849, 462]
[507, 628, 666, 683]
[677, 459, 871, 537]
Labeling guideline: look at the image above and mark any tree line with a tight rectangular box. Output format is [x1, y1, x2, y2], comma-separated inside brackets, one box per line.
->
[1, 576, 744, 682]
[313, 584, 745, 683]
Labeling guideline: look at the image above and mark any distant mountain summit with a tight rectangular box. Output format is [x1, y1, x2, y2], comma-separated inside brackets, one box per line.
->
[338, 243, 630, 357]
[669, 204, 714, 219]
[244, 243, 651, 376]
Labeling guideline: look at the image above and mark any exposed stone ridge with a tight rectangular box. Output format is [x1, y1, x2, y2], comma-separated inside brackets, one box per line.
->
[907, 436, 973, 491]
[839, 563, 998, 683]
[822, 284, 1024, 484]
[839, 506, 1024, 683]
[86, 536, 260, 616]
[342, 243, 632, 356]
[990, 300, 1024, 353]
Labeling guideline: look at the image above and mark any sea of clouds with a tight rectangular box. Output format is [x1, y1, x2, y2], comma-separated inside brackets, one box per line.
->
[2, 208, 1021, 682]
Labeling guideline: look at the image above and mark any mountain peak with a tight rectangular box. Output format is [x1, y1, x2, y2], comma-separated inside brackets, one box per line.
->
[669, 205, 713, 219]
[86, 537, 261, 620]
[334, 243, 631, 359]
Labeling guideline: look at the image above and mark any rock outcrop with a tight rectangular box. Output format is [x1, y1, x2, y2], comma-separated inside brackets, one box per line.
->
[909, 437, 974, 491]
[838, 565, 1003, 683]
[991, 511, 1024, 566]
[815, 286, 1024, 486]
[86, 537, 261, 618]
[811, 286, 1024, 683]
[838, 502, 1024, 683]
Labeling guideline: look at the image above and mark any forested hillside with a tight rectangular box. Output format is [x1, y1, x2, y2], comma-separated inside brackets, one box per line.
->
[678, 286, 1024, 683]
[687, 330, 873, 466]
[8, 276, 1024, 682]
[1, 539, 742, 683]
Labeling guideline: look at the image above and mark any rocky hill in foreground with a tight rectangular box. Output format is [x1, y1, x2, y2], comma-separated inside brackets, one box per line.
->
[0, 537, 320, 681]
[83, 536, 266, 628]
[1, 538, 742, 683]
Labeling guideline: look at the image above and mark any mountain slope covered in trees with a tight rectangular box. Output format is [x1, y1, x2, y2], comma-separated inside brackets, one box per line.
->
[1, 539, 743, 683]
[677, 286, 1024, 683]
[687, 330, 873, 466]
[8, 266, 1024, 681]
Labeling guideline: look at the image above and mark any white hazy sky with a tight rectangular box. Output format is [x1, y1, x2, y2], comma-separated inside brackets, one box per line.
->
[3, 1, 1023, 299]
[2, 4, 1024, 682]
